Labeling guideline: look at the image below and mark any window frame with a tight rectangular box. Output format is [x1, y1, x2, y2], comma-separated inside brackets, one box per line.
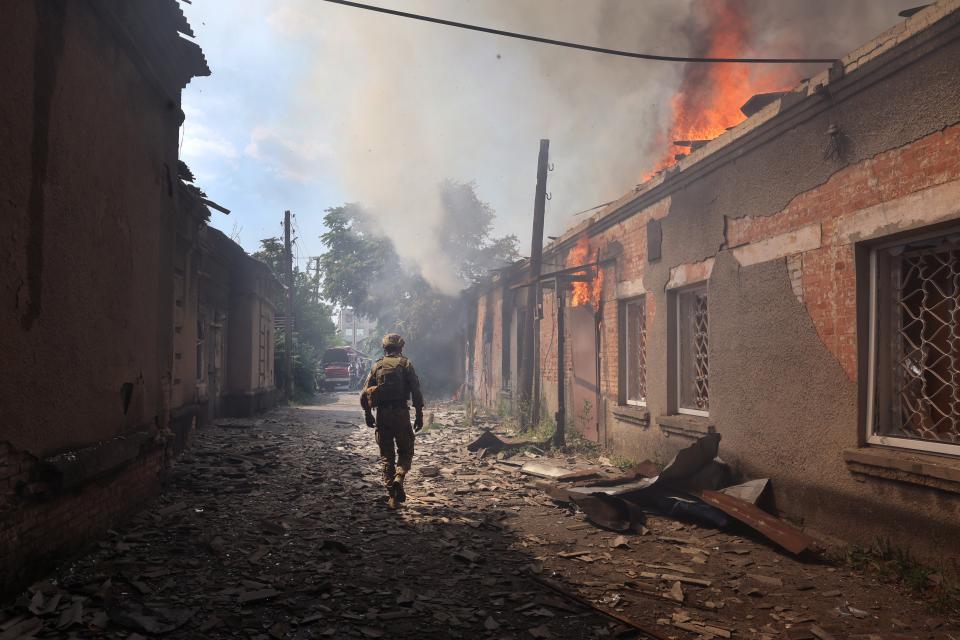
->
[196, 313, 206, 383]
[619, 295, 648, 407]
[674, 283, 710, 417]
[865, 229, 960, 457]
[501, 295, 512, 391]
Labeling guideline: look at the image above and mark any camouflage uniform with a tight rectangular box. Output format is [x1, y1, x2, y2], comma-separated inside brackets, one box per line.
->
[360, 348, 424, 491]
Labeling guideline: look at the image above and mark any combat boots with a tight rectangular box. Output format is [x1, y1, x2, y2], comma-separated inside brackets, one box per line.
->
[386, 470, 406, 509]
[394, 469, 407, 503]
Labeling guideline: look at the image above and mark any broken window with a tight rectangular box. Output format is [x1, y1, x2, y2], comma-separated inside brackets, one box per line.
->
[868, 232, 960, 455]
[621, 296, 647, 405]
[482, 296, 494, 387]
[677, 286, 709, 415]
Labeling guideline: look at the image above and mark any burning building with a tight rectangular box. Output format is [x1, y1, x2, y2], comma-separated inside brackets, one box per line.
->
[465, 1, 960, 561]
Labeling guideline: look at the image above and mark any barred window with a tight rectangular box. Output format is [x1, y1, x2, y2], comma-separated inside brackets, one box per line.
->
[621, 297, 647, 405]
[868, 232, 960, 455]
[677, 286, 709, 415]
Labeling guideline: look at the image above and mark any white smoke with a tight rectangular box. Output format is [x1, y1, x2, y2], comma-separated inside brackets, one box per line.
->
[263, 0, 906, 293]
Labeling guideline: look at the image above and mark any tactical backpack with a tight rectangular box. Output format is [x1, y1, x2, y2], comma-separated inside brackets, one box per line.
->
[368, 356, 408, 406]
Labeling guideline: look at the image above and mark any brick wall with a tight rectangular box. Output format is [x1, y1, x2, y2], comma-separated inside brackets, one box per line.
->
[0, 442, 165, 596]
[474, 125, 960, 435]
[728, 124, 960, 380]
[464, 13, 960, 554]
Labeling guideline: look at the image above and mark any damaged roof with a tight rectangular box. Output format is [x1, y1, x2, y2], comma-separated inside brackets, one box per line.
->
[531, 0, 960, 259]
[90, 0, 210, 99]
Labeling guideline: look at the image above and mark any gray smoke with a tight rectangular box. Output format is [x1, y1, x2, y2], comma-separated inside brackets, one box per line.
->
[268, 0, 907, 293]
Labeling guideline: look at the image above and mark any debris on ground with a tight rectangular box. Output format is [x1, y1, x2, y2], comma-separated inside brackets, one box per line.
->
[2, 395, 956, 639]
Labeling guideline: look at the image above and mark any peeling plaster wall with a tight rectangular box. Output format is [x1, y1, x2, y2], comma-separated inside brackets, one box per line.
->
[629, 29, 960, 557]
[223, 256, 281, 417]
[0, 2, 205, 594]
[466, 8, 960, 560]
[622, 28, 960, 556]
[707, 252, 859, 519]
[0, 2, 178, 458]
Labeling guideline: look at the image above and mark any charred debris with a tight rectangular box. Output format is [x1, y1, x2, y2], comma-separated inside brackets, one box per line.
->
[469, 428, 813, 557]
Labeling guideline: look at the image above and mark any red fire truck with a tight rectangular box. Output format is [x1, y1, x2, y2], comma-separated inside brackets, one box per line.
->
[320, 346, 369, 391]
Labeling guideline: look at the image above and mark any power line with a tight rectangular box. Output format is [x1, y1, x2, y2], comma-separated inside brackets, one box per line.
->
[319, 0, 838, 65]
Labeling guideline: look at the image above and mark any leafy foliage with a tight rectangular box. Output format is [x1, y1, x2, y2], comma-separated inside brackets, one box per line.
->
[319, 181, 518, 396]
[253, 240, 341, 398]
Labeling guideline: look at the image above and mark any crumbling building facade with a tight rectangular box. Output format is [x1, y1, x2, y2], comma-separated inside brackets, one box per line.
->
[0, 1, 279, 594]
[466, 1, 960, 562]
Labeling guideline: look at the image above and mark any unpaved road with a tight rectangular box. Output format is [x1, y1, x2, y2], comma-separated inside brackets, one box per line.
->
[1, 395, 609, 639]
[3, 393, 957, 639]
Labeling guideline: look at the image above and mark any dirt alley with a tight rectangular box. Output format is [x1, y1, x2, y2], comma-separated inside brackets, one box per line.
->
[3, 393, 958, 640]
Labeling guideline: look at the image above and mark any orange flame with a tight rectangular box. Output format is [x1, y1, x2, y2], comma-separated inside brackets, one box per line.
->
[642, 0, 801, 181]
[567, 236, 604, 309]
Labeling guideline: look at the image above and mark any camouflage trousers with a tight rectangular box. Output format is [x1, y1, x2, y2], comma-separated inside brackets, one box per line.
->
[374, 407, 415, 487]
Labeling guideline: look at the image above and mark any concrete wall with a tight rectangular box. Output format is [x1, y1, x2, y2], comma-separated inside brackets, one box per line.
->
[467, 3, 960, 562]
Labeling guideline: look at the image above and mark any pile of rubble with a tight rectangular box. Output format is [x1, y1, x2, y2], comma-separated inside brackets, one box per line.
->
[0, 406, 616, 640]
[1, 400, 955, 639]
[486, 430, 813, 556]
[400, 406, 957, 639]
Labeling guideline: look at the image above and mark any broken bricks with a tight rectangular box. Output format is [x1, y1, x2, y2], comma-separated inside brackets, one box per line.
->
[1, 401, 953, 640]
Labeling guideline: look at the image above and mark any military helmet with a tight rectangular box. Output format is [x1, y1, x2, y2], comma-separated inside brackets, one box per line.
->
[382, 333, 405, 350]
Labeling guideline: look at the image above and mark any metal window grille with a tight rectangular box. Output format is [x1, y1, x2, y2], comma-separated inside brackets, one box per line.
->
[693, 293, 709, 410]
[678, 288, 709, 413]
[886, 237, 960, 445]
[624, 297, 647, 404]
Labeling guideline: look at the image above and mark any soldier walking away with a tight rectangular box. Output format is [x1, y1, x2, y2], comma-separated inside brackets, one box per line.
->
[361, 333, 424, 509]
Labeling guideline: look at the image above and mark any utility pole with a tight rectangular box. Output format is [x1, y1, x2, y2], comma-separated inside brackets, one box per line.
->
[554, 279, 566, 448]
[283, 210, 294, 402]
[519, 139, 549, 430]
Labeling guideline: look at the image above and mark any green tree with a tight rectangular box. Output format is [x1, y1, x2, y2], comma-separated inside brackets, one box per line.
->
[253, 240, 340, 398]
[319, 181, 518, 396]
[437, 180, 519, 282]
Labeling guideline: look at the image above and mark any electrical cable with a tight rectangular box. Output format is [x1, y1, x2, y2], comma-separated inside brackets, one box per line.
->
[319, 0, 839, 64]
[292, 216, 308, 266]
[573, 199, 617, 216]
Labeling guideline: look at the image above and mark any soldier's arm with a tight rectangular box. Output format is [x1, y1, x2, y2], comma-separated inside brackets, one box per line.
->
[405, 361, 425, 408]
[360, 368, 375, 410]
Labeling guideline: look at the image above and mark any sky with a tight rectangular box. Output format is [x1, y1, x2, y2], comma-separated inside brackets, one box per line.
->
[178, 0, 906, 291]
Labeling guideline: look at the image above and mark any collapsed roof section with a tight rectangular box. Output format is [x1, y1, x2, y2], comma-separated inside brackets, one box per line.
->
[89, 0, 210, 103]
[535, 0, 960, 259]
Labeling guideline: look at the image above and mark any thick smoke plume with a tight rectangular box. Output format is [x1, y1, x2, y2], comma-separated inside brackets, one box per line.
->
[269, 0, 906, 293]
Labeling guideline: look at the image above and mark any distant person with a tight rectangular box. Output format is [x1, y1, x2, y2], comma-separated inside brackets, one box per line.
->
[360, 333, 424, 509]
